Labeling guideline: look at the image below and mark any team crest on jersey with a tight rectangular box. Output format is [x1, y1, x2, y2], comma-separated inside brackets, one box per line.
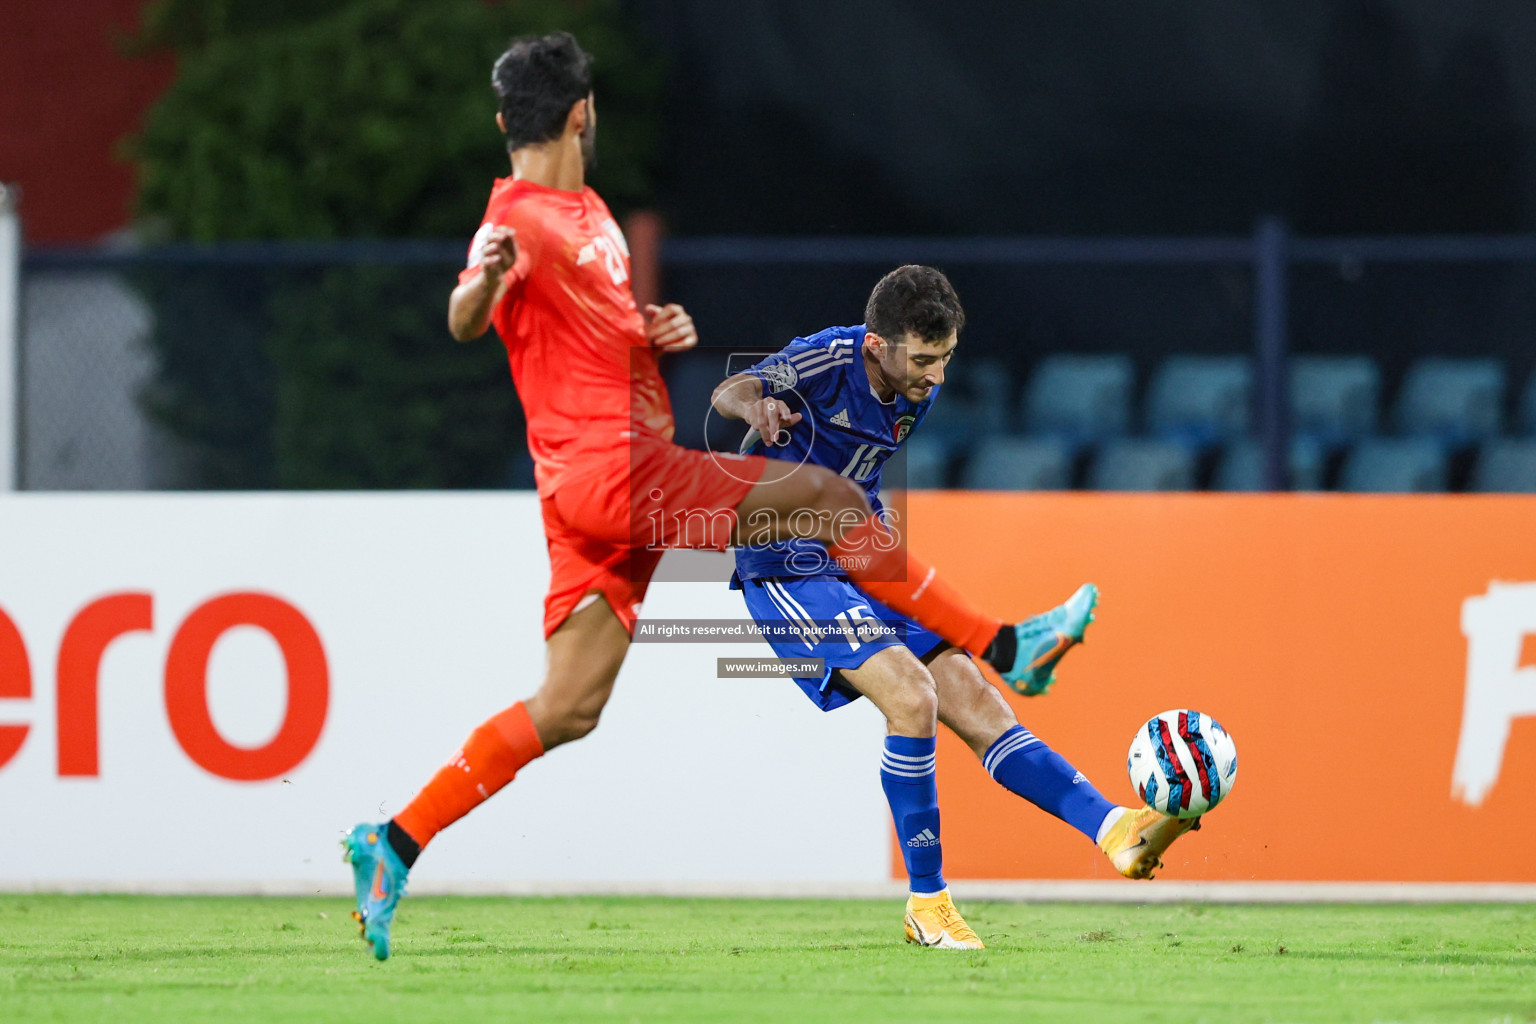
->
[760, 362, 798, 394]
[893, 414, 917, 443]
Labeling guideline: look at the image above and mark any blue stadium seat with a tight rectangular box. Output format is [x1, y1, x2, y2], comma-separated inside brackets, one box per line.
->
[886, 434, 950, 489]
[1290, 355, 1379, 449]
[1519, 371, 1536, 435]
[958, 436, 1071, 490]
[1339, 438, 1448, 492]
[1472, 439, 1536, 493]
[1021, 354, 1134, 451]
[1212, 437, 1325, 491]
[917, 358, 1010, 452]
[966, 358, 1013, 424]
[1145, 356, 1251, 451]
[1087, 439, 1195, 491]
[1391, 357, 1505, 446]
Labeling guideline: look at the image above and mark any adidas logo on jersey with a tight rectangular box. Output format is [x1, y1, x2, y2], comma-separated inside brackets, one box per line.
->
[906, 828, 939, 848]
[829, 408, 852, 428]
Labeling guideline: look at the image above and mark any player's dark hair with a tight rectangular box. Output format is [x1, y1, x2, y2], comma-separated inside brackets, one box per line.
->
[492, 31, 593, 151]
[864, 265, 965, 342]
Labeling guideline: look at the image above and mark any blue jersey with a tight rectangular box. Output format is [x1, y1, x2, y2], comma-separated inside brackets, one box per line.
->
[732, 324, 936, 582]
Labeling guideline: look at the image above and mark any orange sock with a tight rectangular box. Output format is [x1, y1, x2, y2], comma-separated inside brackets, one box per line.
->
[393, 701, 544, 849]
[831, 517, 1002, 656]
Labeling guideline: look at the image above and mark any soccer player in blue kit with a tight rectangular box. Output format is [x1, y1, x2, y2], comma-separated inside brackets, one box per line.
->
[712, 265, 1200, 949]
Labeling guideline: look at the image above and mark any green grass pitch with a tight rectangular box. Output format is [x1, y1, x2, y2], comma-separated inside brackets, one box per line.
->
[3, 895, 1535, 1023]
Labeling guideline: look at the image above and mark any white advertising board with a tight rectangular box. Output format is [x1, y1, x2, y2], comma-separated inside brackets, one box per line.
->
[0, 494, 889, 892]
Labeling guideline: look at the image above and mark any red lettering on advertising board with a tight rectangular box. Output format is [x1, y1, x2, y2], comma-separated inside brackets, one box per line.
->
[56, 594, 153, 776]
[164, 593, 329, 782]
[0, 591, 328, 780]
[0, 607, 31, 769]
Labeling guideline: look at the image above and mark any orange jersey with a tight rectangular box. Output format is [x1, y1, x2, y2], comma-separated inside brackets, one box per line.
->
[459, 178, 673, 495]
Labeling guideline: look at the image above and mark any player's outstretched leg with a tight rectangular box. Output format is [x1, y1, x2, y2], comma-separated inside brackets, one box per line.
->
[984, 583, 1099, 696]
[926, 646, 1201, 879]
[341, 596, 627, 959]
[763, 482, 1093, 682]
[340, 700, 546, 960]
[839, 646, 983, 950]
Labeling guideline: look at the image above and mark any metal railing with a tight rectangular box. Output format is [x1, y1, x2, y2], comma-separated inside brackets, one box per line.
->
[17, 224, 1536, 491]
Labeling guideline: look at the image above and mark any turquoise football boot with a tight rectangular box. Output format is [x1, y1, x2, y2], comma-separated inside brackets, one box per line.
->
[342, 823, 409, 960]
[1000, 583, 1098, 696]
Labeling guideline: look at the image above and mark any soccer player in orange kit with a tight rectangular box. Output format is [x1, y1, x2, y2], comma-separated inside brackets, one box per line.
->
[341, 31, 1168, 960]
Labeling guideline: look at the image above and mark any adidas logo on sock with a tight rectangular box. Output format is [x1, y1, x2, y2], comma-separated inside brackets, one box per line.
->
[906, 828, 939, 848]
[830, 408, 851, 428]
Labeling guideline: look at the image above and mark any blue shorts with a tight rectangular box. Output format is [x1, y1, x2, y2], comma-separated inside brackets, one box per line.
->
[736, 574, 945, 711]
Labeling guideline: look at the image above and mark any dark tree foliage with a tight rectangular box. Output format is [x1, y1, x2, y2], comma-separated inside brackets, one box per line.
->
[127, 0, 661, 488]
[268, 265, 528, 489]
[133, 266, 281, 487]
[131, 0, 661, 236]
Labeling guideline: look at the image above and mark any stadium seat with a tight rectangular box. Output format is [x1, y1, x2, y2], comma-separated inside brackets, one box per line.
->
[1020, 354, 1134, 450]
[958, 436, 1071, 490]
[1290, 355, 1379, 449]
[1212, 437, 1325, 491]
[1519, 371, 1536, 435]
[886, 434, 950, 489]
[1087, 439, 1196, 491]
[918, 358, 1010, 452]
[1391, 357, 1505, 446]
[1339, 438, 1448, 492]
[1145, 355, 1251, 451]
[966, 357, 1013, 422]
[1472, 439, 1536, 493]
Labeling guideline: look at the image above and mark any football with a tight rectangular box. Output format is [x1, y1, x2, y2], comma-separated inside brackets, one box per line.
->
[1127, 709, 1238, 818]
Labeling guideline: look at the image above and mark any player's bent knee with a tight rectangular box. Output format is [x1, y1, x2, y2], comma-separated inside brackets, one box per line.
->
[908, 684, 939, 725]
[816, 471, 868, 519]
[560, 706, 604, 742]
[528, 662, 620, 748]
[534, 696, 606, 746]
[886, 675, 938, 734]
[930, 653, 1017, 753]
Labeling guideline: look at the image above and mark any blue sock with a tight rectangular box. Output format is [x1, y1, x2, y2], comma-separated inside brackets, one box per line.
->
[983, 725, 1116, 841]
[880, 735, 945, 893]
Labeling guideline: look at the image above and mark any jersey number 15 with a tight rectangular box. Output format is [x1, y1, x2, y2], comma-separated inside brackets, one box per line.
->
[840, 443, 884, 483]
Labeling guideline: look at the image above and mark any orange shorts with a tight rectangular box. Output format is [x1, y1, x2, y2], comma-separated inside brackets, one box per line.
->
[539, 437, 770, 638]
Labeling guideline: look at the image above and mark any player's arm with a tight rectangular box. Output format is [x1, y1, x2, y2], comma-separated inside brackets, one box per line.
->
[711, 373, 802, 446]
[447, 226, 518, 342]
